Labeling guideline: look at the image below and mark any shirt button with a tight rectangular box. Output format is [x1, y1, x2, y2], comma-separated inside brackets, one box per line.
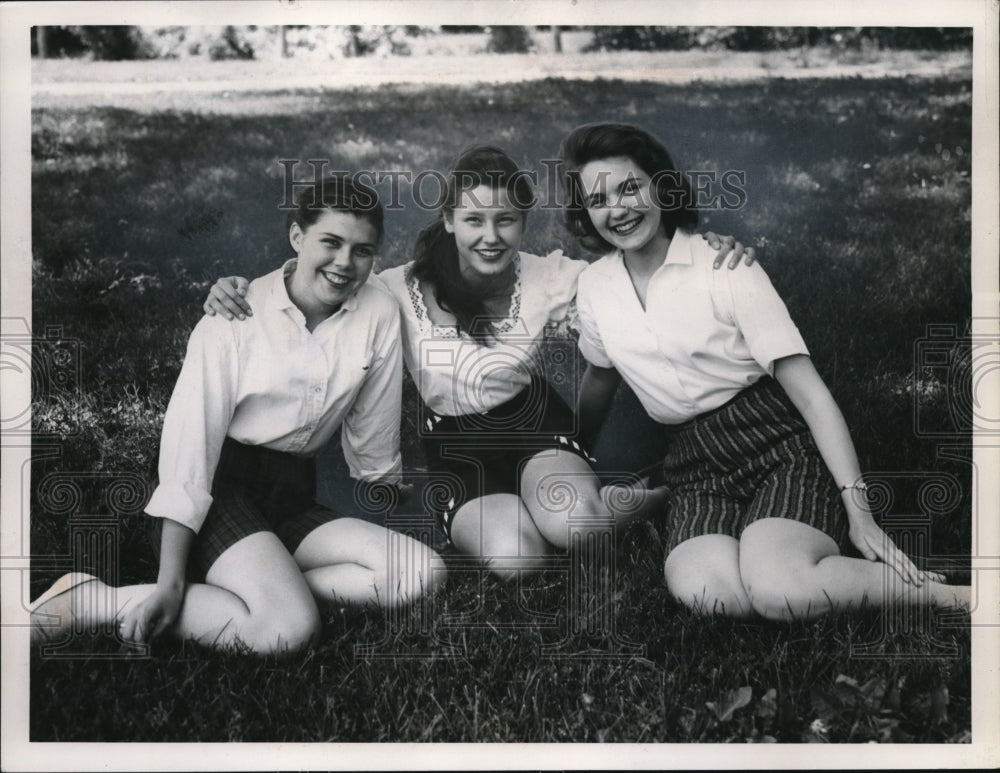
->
[313, 387, 322, 394]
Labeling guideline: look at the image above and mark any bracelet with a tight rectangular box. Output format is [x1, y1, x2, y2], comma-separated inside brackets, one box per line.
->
[840, 482, 869, 493]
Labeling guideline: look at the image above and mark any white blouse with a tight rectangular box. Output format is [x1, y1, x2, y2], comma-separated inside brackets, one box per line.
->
[576, 229, 809, 425]
[145, 261, 403, 534]
[375, 251, 586, 416]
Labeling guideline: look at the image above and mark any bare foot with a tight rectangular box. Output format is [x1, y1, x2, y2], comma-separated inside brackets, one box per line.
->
[600, 479, 669, 524]
[939, 583, 972, 612]
[30, 572, 99, 645]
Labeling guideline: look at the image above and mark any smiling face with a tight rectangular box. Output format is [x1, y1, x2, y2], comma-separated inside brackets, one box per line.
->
[577, 156, 665, 257]
[287, 208, 378, 322]
[444, 185, 525, 280]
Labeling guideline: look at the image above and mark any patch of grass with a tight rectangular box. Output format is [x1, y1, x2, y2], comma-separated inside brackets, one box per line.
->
[29, 74, 972, 742]
[30, 535, 971, 743]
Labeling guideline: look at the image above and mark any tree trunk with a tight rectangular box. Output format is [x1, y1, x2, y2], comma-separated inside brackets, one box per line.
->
[551, 25, 562, 54]
[278, 25, 289, 59]
[35, 26, 47, 58]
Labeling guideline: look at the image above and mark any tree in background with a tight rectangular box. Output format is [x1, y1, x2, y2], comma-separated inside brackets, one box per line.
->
[30, 25, 973, 60]
[32, 25, 151, 60]
[486, 26, 533, 54]
[587, 26, 697, 52]
[586, 26, 972, 52]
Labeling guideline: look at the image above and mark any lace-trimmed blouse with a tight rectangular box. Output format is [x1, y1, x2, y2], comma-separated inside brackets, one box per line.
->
[375, 251, 586, 416]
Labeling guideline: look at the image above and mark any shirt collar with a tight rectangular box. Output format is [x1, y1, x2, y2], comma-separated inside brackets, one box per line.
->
[268, 258, 361, 316]
[611, 229, 695, 274]
[661, 229, 695, 267]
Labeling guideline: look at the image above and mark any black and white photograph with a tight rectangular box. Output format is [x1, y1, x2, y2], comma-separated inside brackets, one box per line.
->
[2, 0, 998, 770]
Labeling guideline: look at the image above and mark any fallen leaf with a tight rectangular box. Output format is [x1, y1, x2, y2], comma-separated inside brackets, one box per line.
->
[756, 687, 778, 720]
[859, 678, 887, 710]
[706, 686, 753, 722]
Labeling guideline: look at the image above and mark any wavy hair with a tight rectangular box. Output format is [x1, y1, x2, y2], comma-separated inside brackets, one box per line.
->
[285, 174, 384, 244]
[558, 123, 697, 253]
[410, 146, 536, 344]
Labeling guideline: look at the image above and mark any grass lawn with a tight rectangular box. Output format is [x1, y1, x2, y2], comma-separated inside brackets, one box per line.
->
[28, 72, 973, 743]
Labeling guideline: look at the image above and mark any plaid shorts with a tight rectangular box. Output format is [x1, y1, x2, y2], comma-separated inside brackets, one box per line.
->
[149, 438, 344, 581]
[421, 376, 594, 544]
[661, 377, 848, 555]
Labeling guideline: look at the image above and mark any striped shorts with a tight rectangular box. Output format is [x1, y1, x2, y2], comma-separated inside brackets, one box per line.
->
[149, 438, 344, 581]
[660, 377, 848, 555]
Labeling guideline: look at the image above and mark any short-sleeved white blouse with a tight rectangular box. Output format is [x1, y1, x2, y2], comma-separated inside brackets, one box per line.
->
[575, 229, 809, 425]
[375, 251, 586, 416]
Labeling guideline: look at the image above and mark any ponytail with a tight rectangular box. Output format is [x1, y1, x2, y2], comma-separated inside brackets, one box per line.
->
[411, 219, 499, 344]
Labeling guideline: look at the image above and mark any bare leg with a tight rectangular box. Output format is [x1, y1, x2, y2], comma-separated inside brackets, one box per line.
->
[519, 451, 624, 548]
[663, 534, 755, 618]
[739, 518, 971, 621]
[293, 517, 446, 607]
[31, 532, 321, 653]
[449, 493, 551, 581]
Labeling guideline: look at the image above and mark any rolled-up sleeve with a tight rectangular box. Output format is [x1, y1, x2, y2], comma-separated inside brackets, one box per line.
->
[726, 263, 808, 374]
[575, 271, 614, 368]
[341, 304, 403, 483]
[144, 316, 239, 533]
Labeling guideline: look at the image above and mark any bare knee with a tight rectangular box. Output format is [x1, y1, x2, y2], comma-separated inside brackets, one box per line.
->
[664, 539, 753, 618]
[243, 599, 321, 654]
[383, 543, 449, 602]
[451, 497, 551, 581]
[741, 567, 823, 621]
[740, 519, 838, 621]
[664, 560, 752, 617]
[479, 538, 546, 582]
[739, 555, 837, 621]
[484, 560, 543, 583]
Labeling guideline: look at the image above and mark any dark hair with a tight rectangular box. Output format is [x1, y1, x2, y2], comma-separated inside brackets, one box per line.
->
[286, 174, 384, 244]
[410, 146, 536, 344]
[558, 122, 698, 253]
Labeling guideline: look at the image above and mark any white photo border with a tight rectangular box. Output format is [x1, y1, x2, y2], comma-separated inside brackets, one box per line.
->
[2, 1, 998, 770]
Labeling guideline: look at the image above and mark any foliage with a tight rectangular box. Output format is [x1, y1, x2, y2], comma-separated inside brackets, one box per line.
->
[587, 26, 700, 52]
[29, 75, 972, 742]
[34, 25, 973, 61]
[208, 26, 256, 60]
[485, 26, 533, 54]
[585, 26, 972, 52]
[35, 25, 418, 61]
[32, 26, 152, 60]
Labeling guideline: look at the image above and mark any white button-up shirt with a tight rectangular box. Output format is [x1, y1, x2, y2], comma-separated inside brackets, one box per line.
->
[376, 251, 585, 416]
[145, 261, 403, 534]
[576, 229, 808, 425]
